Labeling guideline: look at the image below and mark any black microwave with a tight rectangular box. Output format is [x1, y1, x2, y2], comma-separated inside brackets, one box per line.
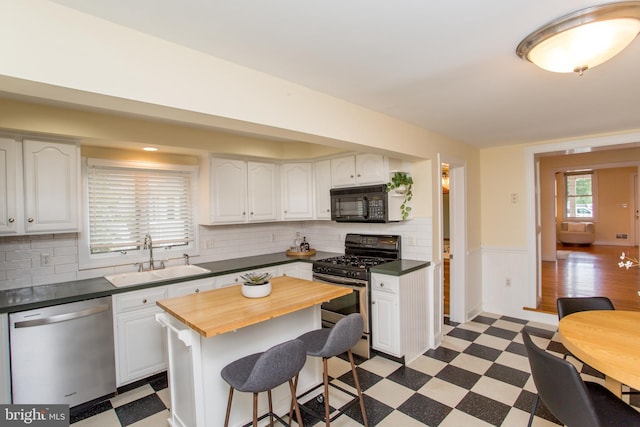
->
[330, 184, 401, 222]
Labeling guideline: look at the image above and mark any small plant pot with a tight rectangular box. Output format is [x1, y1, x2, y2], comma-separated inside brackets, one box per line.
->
[241, 282, 272, 298]
[394, 185, 407, 194]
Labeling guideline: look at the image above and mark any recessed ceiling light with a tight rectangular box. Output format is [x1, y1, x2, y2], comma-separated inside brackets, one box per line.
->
[143, 147, 158, 152]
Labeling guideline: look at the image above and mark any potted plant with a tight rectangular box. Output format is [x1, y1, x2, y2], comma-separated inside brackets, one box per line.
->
[386, 171, 413, 220]
[240, 272, 273, 298]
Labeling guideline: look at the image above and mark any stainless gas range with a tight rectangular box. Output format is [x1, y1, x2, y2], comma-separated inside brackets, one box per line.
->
[312, 233, 401, 358]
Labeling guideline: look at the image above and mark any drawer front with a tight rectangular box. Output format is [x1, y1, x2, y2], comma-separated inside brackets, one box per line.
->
[168, 278, 215, 297]
[371, 274, 399, 293]
[114, 287, 168, 313]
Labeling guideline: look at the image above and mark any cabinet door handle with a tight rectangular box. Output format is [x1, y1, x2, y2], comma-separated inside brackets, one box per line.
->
[372, 301, 376, 304]
[380, 283, 385, 287]
[142, 299, 148, 304]
[8, 218, 14, 223]
[195, 289, 200, 293]
[27, 218, 34, 223]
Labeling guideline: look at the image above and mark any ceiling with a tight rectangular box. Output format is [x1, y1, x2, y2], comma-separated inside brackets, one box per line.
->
[46, 0, 640, 148]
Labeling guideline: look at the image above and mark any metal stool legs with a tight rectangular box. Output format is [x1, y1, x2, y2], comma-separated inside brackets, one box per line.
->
[224, 377, 303, 427]
[347, 349, 368, 427]
[294, 349, 368, 427]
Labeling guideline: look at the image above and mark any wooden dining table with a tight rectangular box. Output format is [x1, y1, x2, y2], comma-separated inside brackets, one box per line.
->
[558, 310, 640, 398]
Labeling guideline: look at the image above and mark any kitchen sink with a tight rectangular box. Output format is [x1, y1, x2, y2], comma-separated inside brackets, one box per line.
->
[105, 265, 211, 288]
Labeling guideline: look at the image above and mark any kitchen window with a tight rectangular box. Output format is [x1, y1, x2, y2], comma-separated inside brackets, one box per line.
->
[79, 159, 198, 269]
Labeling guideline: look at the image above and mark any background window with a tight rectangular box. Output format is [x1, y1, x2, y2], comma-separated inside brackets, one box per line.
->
[565, 171, 594, 219]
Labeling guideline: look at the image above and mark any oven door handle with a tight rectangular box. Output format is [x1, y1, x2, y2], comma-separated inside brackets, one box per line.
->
[313, 272, 367, 287]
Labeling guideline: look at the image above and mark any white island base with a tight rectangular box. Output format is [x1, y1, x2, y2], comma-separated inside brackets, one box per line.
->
[156, 306, 322, 427]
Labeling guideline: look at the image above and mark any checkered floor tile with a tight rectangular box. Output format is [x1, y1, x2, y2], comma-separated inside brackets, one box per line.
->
[70, 313, 640, 426]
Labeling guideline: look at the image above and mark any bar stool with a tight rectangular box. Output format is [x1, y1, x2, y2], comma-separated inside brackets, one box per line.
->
[221, 338, 306, 427]
[296, 313, 369, 427]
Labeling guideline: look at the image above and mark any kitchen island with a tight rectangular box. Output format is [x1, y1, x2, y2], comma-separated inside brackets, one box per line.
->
[155, 275, 351, 427]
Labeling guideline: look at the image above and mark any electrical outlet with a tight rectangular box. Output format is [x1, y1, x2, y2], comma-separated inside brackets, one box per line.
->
[40, 253, 50, 267]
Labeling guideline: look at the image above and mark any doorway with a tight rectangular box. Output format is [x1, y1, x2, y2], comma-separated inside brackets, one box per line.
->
[440, 159, 467, 324]
[442, 163, 450, 316]
[525, 133, 640, 311]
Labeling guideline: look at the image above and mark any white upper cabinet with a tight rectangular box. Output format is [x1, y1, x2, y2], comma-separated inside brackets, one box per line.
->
[23, 140, 80, 233]
[314, 159, 332, 219]
[0, 138, 80, 235]
[201, 156, 278, 224]
[0, 139, 19, 235]
[281, 162, 313, 220]
[207, 157, 247, 224]
[247, 161, 279, 222]
[356, 153, 388, 184]
[331, 153, 387, 187]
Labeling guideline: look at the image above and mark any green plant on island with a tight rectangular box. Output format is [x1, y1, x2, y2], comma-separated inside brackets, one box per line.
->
[240, 272, 272, 286]
[386, 171, 413, 220]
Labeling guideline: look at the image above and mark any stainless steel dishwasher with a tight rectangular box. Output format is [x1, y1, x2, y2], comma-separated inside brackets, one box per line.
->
[9, 296, 116, 407]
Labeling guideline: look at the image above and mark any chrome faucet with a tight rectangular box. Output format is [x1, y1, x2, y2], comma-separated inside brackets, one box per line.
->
[144, 233, 155, 270]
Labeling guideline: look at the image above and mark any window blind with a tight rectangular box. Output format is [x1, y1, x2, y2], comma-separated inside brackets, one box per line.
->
[87, 164, 194, 255]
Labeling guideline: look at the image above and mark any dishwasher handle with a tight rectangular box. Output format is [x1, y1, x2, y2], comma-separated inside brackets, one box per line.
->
[13, 304, 111, 328]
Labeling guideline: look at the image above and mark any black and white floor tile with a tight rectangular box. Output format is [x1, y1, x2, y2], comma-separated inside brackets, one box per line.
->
[70, 313, 640, 426]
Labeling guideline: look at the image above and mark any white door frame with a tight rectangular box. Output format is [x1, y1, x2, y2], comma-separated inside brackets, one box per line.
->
[439, 156, 467, 323]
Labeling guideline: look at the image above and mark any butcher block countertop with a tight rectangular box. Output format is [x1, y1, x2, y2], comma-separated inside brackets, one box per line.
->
[156, 275, 352, 338]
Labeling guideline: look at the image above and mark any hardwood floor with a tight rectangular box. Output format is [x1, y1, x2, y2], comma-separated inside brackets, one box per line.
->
[539, 244, 640, 313]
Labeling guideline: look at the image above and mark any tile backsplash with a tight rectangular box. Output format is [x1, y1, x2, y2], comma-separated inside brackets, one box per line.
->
[0, 218, 431, 291]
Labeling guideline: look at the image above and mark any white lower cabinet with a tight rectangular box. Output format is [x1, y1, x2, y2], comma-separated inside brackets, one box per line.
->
[280, 262, 299, 278]
[281, 262, 312, 280]
[167, 277, 215, 297]
[297, 262, 313, 280]
[113, 286, 168, 386]
[215, 272, 243, 289]
[371, 275, 401, 357]
[371, 268, 428, 363]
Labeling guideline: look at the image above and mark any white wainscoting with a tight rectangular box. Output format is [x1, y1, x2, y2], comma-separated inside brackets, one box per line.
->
[466, 247, 483, 321]
[427, 263, 442, 349]
[481, 246, 557, 324]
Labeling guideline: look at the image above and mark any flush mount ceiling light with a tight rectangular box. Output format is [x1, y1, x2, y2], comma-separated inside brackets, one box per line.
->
[516, 2, 640, 75]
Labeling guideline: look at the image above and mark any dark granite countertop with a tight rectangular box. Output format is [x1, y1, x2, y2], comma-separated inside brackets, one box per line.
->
[370, 259, 430, 276]
[0, 251, 429, 313]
